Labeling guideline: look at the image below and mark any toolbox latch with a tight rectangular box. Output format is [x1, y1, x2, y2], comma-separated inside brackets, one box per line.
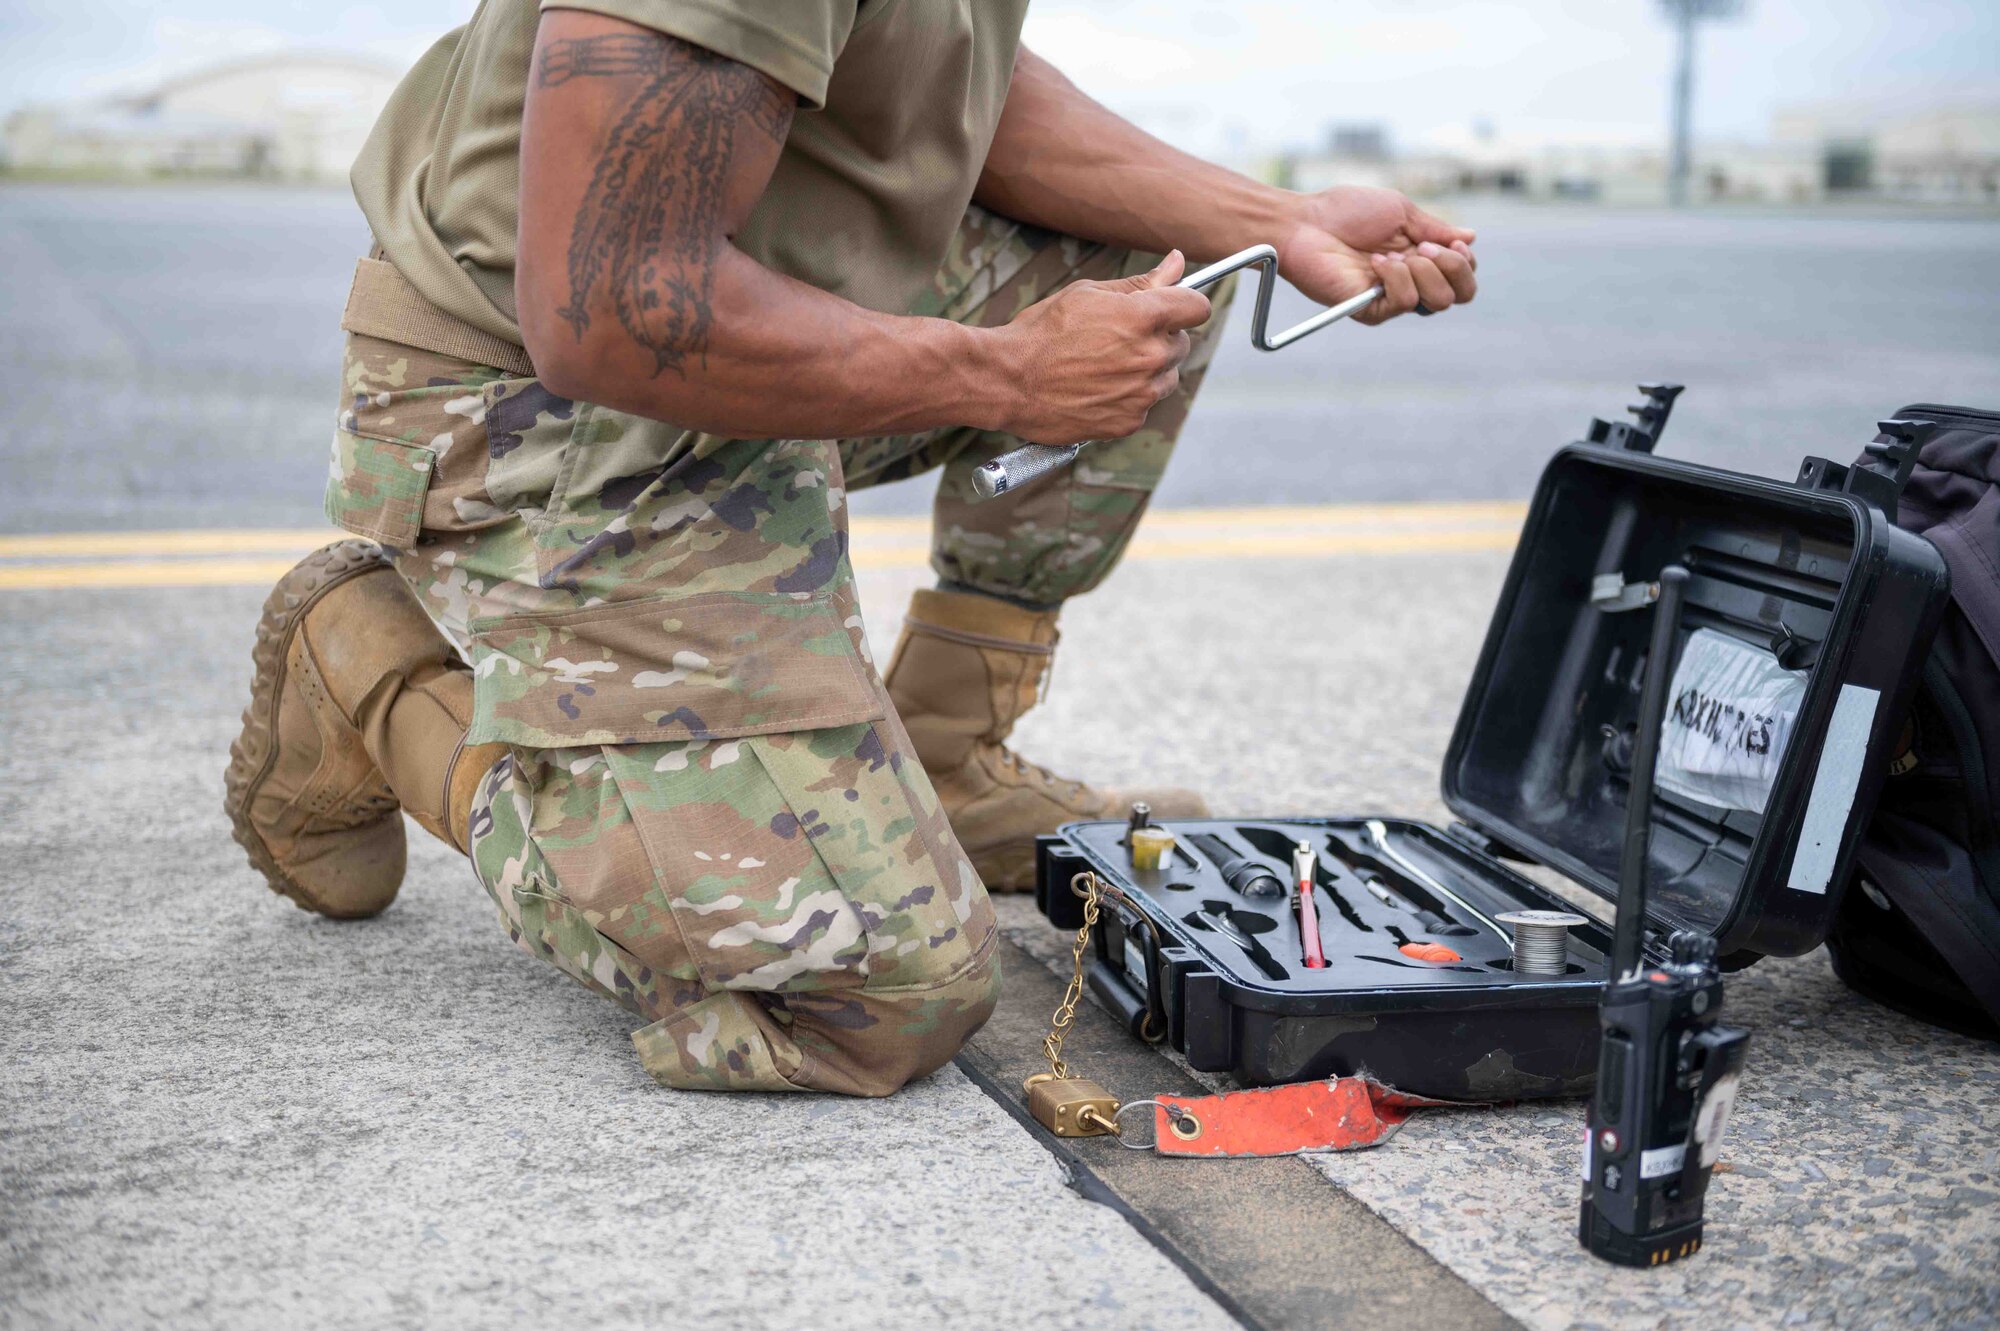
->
[1035, 835, 1092, 928]
[1179, 971, 1237, 1073]
[1585, 382, 1684, 454]
[1796, 418, 1932, 524]
[1445, 821, 1499, 857]
[1589, 573, 1661, 614]
[1446, 820, 1533, 864]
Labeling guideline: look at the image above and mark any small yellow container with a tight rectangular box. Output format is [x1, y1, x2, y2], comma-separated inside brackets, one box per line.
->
[1130, 826, 1177, 872]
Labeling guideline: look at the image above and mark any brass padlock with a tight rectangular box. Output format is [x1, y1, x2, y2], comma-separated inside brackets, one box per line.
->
[1024, 1074, 1119, 1137]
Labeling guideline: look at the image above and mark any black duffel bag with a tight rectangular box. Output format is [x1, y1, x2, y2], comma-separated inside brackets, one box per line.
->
[1828, 406, 2000, 1039]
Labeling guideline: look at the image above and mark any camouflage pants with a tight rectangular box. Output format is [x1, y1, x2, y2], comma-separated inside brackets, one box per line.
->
[325, 206, 1231, 1095]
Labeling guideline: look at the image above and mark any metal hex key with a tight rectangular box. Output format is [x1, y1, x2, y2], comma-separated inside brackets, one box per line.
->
[969, 244, 1385, 500]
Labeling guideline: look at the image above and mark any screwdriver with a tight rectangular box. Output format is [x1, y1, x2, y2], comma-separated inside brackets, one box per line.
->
[1357, 867, 1479, 939]
[1292, 841, 1329, 970]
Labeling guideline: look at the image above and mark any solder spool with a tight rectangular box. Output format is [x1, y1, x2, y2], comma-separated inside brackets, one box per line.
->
[1495, 910, 1589, 975]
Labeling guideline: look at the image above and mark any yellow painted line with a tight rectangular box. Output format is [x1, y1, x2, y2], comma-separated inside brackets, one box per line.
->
[0, 558, 308, 590]
[1139, 500, 1526, 529]
[0, 529, 1517, 589]
[855, 516, 931, 538]
[0, 501, 1524, 561]
[862, 501, 1526, 537]
[0, 503, 1525, 589]
[0, 529, 344, 558]
[1125, 528, 1517, 560]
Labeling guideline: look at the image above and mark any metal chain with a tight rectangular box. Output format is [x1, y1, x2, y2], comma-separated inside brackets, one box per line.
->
[1033, 870, 1202, 1147]
[1042, 871, 1103, 1081]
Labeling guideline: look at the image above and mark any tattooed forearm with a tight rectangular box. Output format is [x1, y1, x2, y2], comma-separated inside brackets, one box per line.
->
[541, 33, 794, 376]
[538, 33, 667, 85]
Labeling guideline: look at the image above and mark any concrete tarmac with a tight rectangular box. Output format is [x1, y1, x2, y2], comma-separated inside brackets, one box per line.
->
[3, 527, 1995, 1331]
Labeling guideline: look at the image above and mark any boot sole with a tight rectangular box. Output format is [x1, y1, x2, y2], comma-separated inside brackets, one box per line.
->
[222, 539, 398, 918]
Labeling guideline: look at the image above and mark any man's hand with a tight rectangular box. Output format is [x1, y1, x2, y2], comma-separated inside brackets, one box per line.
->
[992, 251, 1213, 445]
[1275, 186, 1478, 326]
[977, 53, 1479, 333]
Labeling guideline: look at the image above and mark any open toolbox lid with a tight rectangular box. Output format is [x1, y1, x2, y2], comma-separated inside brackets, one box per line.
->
[1439, 388, 1949, 960]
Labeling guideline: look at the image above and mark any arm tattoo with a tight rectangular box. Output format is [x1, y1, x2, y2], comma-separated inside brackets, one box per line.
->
[540, 32, 794, 376]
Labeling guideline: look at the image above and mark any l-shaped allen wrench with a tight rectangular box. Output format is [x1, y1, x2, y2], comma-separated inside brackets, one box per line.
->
[969, 244, 1385, 499]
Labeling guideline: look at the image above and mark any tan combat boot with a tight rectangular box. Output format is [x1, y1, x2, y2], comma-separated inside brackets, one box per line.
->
[884, 587, 1206, 891]
[223, 540, 508, 918]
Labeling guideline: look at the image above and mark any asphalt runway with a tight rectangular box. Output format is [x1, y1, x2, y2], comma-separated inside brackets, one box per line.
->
[2, 181, 1998, 532]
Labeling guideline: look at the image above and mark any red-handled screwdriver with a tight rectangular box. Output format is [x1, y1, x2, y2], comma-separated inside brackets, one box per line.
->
[1292, 841, 1329, 970]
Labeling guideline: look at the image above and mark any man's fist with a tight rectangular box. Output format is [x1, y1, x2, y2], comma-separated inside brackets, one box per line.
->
[1276, 185, 1479, 326]
[995, 251, 1213, 446]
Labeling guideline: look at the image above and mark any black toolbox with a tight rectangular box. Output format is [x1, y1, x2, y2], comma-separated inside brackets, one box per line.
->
[1036, 388, 1952, 1100]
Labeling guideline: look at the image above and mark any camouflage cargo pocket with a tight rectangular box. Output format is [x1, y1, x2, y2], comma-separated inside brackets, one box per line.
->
[509, 879, 668, 1019]
[742, 723, 992, 996]
[325, 429, 436, 549]
[462, 588, 883, 749]
[469, 753, 682, 1022]
[587, 720, 992, 1001]
[336, 331, 553, 540]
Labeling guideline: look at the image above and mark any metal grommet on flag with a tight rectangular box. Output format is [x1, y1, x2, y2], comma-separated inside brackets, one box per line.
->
[1109, 1099, 1202, 1150]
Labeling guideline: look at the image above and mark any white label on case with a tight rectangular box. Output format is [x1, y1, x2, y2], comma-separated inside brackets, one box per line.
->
[1696, 1073, 1742, 1167]
[1658, 629, 1808, 814]
[1640, 1143, 1687, 1179]
[1787, 683, 1882, 894]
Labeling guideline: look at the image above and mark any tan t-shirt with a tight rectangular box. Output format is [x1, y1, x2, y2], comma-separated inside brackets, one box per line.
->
[351, 0, 1030, 345]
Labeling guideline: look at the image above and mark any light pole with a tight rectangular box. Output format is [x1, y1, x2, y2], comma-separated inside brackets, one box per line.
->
[1658, 0, 1744, 207]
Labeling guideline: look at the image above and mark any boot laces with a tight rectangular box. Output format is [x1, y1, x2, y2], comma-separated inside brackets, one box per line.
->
[1000, 746, 1086, 801]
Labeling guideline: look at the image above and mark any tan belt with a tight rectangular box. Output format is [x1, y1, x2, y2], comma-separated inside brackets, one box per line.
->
[341, 255, 537, 378]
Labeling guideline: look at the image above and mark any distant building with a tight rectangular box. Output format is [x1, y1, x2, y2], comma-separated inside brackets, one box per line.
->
[1525, 137, 1823, 205]
[1776, 102, 2000, 205]
[3, 53, 402, 182]
[1708, 145, 1822, 204]
[1277, 100, 1998, 208]
[1291, 120, 1517, 197]
[1526, 143, 1664, 205]
[1325, 123, 1388, 162]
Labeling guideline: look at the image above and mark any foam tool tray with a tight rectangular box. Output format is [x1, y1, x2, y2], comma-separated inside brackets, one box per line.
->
[1037, 388, 1956, 1101]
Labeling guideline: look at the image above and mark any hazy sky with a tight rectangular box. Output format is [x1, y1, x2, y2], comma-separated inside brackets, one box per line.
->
[3, 1, 1995, 156]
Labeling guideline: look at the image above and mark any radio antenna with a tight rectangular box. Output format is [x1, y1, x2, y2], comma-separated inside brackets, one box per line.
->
[1611, 563, 1690, 980]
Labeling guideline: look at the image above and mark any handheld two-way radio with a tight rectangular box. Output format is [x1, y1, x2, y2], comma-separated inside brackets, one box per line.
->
[1579, 563, 1752, 1267]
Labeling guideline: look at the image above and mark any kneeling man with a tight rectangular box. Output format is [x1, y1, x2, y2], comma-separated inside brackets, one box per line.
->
[226, 0, 1477, 1095]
